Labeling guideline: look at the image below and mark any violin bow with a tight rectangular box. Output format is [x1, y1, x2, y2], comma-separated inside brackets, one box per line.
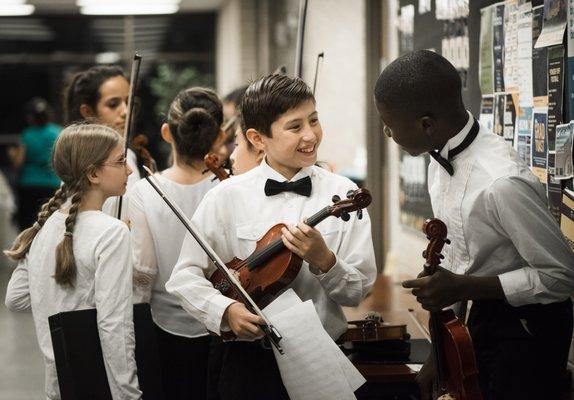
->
[293, 0, 309, 78]
[116, 53, 142, 220]
[312, 52, 324, 95]
[142, 166, 284, 354]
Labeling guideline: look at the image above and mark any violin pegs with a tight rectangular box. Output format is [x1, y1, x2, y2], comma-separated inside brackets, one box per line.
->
[341, 212, 350, 222]
[332, 194, 341, 203]
[346, 190, 355, 199]
[422, 250, 427, 258]
[439, 254, 445, 260]
[357, 209, 363, 219]
[446, 238, 451, 245]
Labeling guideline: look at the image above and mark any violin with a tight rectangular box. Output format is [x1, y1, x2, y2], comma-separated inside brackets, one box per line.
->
[131, 133, 157, 174]
[204, 152, 229, 181]
[338, 312, 409, 343]
[209, 188, 372, 305]
[422, 219, 482, 400]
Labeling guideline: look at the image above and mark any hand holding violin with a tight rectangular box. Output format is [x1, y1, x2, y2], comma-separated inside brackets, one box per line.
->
[403, 268, 504, 312]
[281, 220, 336, 272]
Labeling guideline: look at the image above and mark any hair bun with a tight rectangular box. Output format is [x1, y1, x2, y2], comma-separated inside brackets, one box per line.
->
[179, 108, 216, 134]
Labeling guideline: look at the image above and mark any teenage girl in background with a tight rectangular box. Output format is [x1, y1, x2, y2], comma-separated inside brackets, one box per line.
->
[129, 87, 225, 400]
[63, 66, 141, 218]
[4, 124, 141, 400]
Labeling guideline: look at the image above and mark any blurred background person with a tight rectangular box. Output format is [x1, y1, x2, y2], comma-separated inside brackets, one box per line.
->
[8, 97, 61, 230]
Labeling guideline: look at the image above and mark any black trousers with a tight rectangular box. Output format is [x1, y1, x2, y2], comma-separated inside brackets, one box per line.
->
[468, 298, 573, 400]
[154, 324, 211, 400]
[16, 185, 57, 230]
[208, 339, 289, 400]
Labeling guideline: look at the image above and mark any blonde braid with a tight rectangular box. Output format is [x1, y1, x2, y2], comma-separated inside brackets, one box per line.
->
[54, 181, 84, 287]
[4, 186, 68, 260]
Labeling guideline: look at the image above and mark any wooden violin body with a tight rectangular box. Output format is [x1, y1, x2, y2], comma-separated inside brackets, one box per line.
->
[338, 312, 409, 343]
[434, 309, 482, 399]
[209, 188, 372, 307]
[210, 223, 302, 303]
[422, 219, 482, 400]
[204, 153, 229, 181]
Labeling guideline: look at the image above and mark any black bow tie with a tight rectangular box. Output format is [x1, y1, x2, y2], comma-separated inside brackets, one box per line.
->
[429, 118, 480, 176]
[264, 176, 312, 197]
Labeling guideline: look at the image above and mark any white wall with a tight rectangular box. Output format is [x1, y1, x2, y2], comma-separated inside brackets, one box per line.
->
[301, 0, 367, 177]
[215, 0, 259, 95]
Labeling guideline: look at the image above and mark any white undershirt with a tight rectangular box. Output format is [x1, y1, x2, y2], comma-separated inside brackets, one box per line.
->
[128, 172, 218, 338]
[5, 211, 141, 400]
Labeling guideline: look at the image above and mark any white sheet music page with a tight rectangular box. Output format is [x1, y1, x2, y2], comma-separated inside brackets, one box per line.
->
[263, 289, 366, 400]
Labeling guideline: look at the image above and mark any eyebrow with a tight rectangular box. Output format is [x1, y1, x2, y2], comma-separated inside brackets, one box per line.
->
[284, 112, 319, 126]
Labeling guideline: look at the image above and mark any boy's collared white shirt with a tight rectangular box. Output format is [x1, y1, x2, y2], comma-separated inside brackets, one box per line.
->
[166, 158, 377, 340]
[428, 111, 574, 306]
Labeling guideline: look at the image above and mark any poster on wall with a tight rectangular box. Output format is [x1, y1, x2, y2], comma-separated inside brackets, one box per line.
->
[532, 5, 549, 107]
[532, 108, 549, 184]
[560, 188, 574, 250]
[515, 106, 533, 166]
[535, 0, 567, 48]
[480, 95, 494, 131]
[547, 174, 563, 222]
[399, 4, 415, 53]
[555, 123, 574, 179]
[493, 93, 506, 137]
[493, 3, 506, 93]
[517, 2, 534, 108]
[547, 45, 565, 151]
[567, 0, 574, 119]
[504, 93, 518, 144]
[399, 152, 433, 230]
[480, 5, 495, 94]
[504, 0, 520, 93]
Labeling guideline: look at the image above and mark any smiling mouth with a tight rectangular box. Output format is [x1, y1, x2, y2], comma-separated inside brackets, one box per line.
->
[297, 145, 315, 154]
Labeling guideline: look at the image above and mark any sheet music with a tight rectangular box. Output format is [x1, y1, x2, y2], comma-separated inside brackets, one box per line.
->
[263, 290, 365, 400]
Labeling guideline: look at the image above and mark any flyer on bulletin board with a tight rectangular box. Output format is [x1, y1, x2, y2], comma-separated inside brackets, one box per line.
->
[532, 108, 549, 184]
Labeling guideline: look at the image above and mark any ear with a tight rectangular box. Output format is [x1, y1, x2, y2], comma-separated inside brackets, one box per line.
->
[86, 166, 101, 186]
[79, 104, 95, 119]
[246, 128, 266, 152]
[420, 116, 437, 138]
[160, 123, 173, 144]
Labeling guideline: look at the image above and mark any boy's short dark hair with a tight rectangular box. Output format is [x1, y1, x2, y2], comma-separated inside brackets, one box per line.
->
[241, 74, 315, 137]
[374, 50, 464, 118]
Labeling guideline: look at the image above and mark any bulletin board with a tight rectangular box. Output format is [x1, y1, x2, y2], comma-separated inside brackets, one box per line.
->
[395, 0, 574, 250]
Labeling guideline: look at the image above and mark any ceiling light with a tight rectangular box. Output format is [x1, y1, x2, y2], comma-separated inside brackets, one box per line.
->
[80, 4, 179, 15]
[0, 4, 34, 16]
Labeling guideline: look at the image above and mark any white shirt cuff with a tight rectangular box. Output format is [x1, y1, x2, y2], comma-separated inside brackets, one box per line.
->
[498, 268, 538, 307]
[311, 256, 347, 288]
[207, 294, 237, 335]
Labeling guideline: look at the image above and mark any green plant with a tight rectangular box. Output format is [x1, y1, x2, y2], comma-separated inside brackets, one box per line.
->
[149, 64, 214, 119]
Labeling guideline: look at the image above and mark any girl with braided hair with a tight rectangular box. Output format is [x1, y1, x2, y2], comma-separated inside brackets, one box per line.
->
[63, 65, 142, 219]
[4, 124, 141, 400]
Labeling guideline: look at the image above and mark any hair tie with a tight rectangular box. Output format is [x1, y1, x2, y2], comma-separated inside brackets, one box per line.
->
[64, 232, 73, 238]
[33, 222, 42, 231]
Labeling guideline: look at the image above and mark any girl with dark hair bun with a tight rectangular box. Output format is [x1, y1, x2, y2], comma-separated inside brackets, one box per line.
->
[128, 87, 225, 400]
[62, 65, 141, 219]
[9, 97, 61, 230]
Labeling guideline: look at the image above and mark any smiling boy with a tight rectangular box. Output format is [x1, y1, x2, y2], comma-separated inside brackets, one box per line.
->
[166, 74, 377, 400]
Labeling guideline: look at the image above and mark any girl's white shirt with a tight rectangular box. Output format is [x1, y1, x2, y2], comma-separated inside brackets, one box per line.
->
[5, 210, 141, 400]
[102, 148, 141, 218]
[128, 172, 218, 338]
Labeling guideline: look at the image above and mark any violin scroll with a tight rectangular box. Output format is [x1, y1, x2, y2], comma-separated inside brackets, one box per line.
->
[329, 188, 371, 219]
